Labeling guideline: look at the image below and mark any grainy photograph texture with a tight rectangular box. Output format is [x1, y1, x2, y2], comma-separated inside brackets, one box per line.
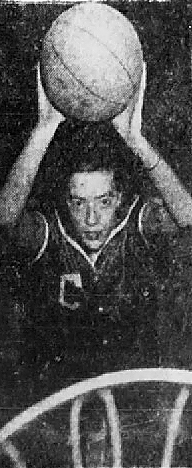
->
[0, 0, 191, 467]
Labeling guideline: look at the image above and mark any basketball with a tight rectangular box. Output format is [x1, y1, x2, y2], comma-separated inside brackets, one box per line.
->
[40, 3, 143, 122]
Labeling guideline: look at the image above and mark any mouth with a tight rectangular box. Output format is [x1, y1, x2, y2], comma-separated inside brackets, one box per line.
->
[84, 232, 101, 241]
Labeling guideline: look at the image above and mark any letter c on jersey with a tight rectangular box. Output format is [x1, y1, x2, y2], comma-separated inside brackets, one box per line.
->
[59, 273, 82, 311]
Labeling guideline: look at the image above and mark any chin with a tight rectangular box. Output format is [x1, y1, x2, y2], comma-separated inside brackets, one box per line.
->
[84, 240, 103, 252]
[81, 235, 105, 252]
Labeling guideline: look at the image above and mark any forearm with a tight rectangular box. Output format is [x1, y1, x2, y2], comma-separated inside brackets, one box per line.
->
[0, 120, 58, 226]
[131, 136, 192, 227]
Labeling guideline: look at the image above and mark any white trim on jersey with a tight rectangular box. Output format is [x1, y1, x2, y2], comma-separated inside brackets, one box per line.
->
[56, 214, 95, 268]
[103, 195, 140, 248]
[138, 202, 149, 246]
[55, 195, 140, 267]
[32, 211, 49, 264]
[32, 196, 140, 266]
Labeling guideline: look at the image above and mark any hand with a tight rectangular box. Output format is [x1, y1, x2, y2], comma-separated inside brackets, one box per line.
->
[113, 62, 147, 144]
[37, 63, 65, 127]
[129, 61, 146, 140]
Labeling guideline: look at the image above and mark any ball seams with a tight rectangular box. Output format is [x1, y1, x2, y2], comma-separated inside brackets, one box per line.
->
[77, 25, 137, 90]
[41, 4, 143, 120]
[52, 22, 137, 92]
[48, 40, 136, 105]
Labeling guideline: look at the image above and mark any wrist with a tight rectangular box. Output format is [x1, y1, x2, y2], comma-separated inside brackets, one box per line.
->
[28, 119, 59, 161]
[37, 118, 60, 134]
[129, 135, 160, 170]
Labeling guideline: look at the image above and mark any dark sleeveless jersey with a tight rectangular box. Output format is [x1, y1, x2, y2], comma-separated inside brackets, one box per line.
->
[11, 197, 178, 378]
[1, 196, 192, 383]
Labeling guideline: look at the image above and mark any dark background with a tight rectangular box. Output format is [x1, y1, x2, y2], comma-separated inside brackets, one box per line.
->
[0, 0, 190, 189]
[0, 3, 191, 459]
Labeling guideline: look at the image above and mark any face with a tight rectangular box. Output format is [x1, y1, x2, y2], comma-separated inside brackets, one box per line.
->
[67, 171, 122, 252]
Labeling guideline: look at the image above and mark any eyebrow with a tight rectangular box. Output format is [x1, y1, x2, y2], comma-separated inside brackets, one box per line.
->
[70, 191, 115, 201]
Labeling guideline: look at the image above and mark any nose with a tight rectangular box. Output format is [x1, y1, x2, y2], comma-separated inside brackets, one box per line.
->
[86, 203, 99, 226]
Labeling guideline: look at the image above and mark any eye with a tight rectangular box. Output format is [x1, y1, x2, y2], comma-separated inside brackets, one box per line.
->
[68, 198, 85, 209]
[74, 199, 82, 207]
[73, 199, 84, 209]
[100, 197, 111, 207]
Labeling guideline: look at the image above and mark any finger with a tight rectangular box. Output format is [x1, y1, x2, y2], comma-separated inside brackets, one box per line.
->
[133, 62, 146, 116]
[140, 62, 147, 101]
[36, 63, 48, 118]
[36, 61, 40, 78]
[36, 62, 41, 91]
[36, 63, 44, 98]
[142, 61, 147, 91]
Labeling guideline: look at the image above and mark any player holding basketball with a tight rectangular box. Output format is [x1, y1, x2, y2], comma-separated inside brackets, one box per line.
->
[0, 64, 192, 384]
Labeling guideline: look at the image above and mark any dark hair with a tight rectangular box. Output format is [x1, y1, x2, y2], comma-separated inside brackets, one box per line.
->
[35, 121, 143, 213]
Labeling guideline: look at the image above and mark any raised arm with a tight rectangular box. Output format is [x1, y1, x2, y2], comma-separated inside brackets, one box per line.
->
[113, 63, 192, 228]
[0, 66, 65, 228]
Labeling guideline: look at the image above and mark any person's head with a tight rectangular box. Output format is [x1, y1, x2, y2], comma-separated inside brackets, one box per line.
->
[44, 122, 142, 252]
[66, 169, 122, 252]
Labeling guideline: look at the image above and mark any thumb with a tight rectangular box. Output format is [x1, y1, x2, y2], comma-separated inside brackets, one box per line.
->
[36, 62, 48, 115]
[137, 61, 147, 113]
[130, 61, 147, 135]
